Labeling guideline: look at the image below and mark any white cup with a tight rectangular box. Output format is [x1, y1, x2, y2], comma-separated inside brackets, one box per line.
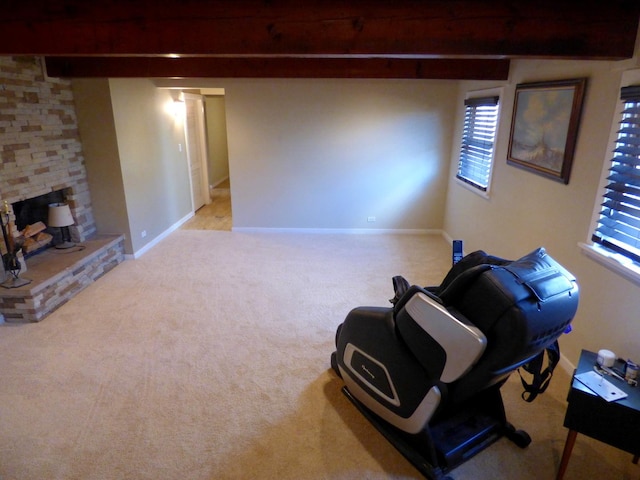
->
[597, 349, 616, 368]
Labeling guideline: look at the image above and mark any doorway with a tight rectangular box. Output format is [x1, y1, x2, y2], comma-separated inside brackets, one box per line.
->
[181, 179, 232, 231]
[180, 91, 232, 231]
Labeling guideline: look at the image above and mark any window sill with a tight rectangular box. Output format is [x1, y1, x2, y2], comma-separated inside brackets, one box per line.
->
[578, 242, 640, 286]
[455, 178, 490, 199]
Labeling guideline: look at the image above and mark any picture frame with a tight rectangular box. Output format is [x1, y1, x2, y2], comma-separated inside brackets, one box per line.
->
[507, 78, 587, 184]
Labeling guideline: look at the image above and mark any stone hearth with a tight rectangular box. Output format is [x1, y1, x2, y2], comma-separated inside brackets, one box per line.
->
[0, 234, 124, 322]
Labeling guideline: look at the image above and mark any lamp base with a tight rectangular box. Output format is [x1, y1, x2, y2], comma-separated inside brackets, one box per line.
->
[55, 241, 76, 249]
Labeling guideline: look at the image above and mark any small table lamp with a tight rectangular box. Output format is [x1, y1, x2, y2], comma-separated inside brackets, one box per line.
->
[48, 203, 75, 249]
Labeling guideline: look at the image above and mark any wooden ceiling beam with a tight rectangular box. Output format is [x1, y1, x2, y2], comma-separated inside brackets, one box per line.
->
[44, 56, 510, 80]
[2, 1, 639, 60]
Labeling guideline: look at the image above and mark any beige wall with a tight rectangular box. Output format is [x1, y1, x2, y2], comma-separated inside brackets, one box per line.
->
[77, 77, 456, 241]
[204, 95, 230, 187]
[73, 79, 130, 249]
[221, 78, 456, 231]
[443, 58, 640, 366]
[108, 79, 192, 253]
[73, 78, 192, 255]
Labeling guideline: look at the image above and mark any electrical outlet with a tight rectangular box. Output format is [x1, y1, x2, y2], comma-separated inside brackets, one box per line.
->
[141, 230, 147, 238]
[367, 216, 376, 223]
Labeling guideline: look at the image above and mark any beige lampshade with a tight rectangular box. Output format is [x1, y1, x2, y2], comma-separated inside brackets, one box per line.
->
[48, 203, 74, 227]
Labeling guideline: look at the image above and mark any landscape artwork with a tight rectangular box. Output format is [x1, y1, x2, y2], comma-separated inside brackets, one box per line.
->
[507, 79, 586, 184]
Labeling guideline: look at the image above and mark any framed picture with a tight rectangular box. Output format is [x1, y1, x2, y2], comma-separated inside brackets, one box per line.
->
[507, 78, 587, 184]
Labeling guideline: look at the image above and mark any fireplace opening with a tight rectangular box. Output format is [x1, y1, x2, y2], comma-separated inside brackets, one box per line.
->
[11, 189, 69, 258]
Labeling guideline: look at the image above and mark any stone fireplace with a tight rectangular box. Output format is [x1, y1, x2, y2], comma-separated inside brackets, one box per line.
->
[0, 57, 96, 242]
[12, 188, 70, 255]
[0, 56, 123, 322]
[3, 181, 95, 267]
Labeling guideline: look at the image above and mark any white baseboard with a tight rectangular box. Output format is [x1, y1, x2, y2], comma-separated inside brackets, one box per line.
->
[231, 227, 442, 235]
[128, 225, 445, 260]
[210, 176, 229, 189]
[126, 212, 194, 260]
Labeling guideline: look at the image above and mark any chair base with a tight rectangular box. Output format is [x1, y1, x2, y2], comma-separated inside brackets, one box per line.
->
[340, 379, 530, 480]
[342, 386, 451, 480]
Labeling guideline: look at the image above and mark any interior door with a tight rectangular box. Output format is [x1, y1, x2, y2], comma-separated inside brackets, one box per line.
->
[183, 94, 209, 211]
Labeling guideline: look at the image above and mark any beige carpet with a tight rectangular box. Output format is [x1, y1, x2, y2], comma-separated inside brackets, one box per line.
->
[0, 231, 637, 479]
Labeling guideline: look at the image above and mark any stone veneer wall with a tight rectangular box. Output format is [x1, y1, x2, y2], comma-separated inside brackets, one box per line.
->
[0, 56, 96, 249]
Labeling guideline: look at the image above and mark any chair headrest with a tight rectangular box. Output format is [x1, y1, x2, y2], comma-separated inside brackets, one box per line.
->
[437, 247, 576, 305]
[502, 248, 576, 303]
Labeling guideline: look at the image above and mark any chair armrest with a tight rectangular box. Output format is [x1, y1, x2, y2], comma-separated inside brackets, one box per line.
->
[404, 292, 487, 383]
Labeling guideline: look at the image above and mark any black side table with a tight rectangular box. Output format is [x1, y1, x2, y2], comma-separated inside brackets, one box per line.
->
[556, 349, 640, 479]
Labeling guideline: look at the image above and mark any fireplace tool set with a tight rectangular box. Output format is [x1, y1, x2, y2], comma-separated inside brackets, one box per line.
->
[1, 201, 31, 289]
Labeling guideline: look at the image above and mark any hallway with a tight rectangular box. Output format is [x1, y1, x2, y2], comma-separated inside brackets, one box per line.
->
[180, 179, 232, 231]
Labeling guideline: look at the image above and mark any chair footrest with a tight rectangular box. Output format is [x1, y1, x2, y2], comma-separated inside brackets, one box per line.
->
[431, 411, 503, 469]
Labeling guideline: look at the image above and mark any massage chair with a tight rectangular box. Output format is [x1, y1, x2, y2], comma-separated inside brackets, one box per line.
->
[331, 247, 579, 480]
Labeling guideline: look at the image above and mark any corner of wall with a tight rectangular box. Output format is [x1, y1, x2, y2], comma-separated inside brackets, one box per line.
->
[72, 78, 133, 253]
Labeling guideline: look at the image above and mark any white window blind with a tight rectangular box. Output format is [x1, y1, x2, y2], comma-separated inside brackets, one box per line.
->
[592, 85, 640, 263]
[456, 96, 499, 191]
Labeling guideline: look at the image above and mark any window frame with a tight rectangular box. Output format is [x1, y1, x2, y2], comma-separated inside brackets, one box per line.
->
[455, 88, 502, 197]
[584, 68, 640, 285]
